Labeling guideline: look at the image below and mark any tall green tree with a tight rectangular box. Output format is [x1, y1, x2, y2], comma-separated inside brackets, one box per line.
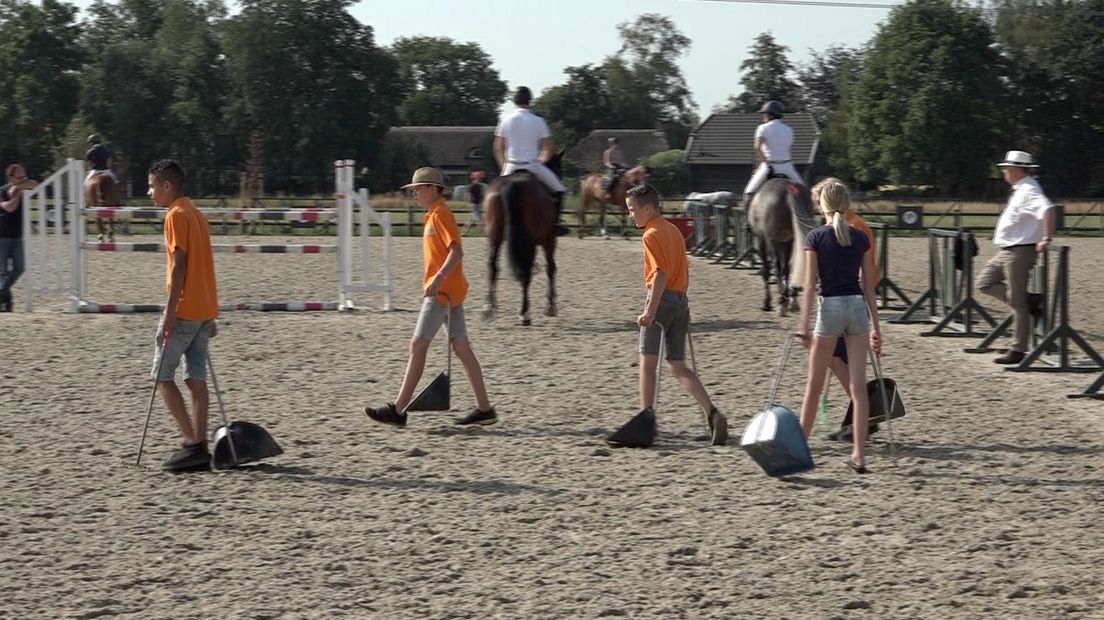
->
[0, 0, 82, 175]
[224, 0, 401, 193]
[994, 0, 1104, 195]
[846, 0, 1004, 192]
[79, 0, 227, 193]
[721, 32, 801, 114]
[796, 45, 863, 127]
[391, 36, 506, 126]
[533, 64, 618, 148]
[613, 13, 697, 145]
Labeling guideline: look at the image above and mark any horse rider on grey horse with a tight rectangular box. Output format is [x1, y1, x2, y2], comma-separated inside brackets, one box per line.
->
[743, 101, 805, 205]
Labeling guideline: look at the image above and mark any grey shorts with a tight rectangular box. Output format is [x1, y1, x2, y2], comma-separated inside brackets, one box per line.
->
[151, 318, 213, 381]
[414, 297, 468, 341]
[814, 295, 869, 338]
[639, 291, 690, 360]
[469, 202, 482, 220]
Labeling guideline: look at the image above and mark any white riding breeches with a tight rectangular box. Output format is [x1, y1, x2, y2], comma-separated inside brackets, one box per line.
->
[743, 162, 804, 196]
[502, 161, 565, 193]
[86, 169, 120, 184]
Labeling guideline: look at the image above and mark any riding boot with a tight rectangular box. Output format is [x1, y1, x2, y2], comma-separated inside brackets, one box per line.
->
[553, 192, 569, 237]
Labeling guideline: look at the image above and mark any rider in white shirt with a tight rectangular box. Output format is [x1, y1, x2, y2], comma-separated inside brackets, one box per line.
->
[494, 86, 568, 236]
[742, 101, 805, 205]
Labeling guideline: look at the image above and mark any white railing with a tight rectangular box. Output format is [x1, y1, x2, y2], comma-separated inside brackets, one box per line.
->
[20, 158, 83, 312]
[334, 159, 393, 311]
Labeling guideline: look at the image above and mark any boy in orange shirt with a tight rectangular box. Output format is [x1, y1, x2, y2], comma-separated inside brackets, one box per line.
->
[148, 159, 220, 471]
[365, 167, 496, 427]
[611, 184, 726, 447]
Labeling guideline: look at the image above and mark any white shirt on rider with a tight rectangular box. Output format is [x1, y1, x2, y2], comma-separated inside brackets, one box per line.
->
[755, 119, 794, 163]
[496, 108, 549, 164]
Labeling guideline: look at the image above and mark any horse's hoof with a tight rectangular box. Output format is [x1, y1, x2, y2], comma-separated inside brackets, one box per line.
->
[761, 303, 772, 312]
[519, 317, 531, 326]
[544, 306, 557, 317]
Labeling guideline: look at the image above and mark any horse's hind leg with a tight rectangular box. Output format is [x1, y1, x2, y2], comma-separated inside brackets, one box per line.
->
[757, 237, 772, 312]
[519, 273, 532, 326]
[483, 237, 501, 321]
[774, 244, 790, 317]
[543, 242, 557, 317]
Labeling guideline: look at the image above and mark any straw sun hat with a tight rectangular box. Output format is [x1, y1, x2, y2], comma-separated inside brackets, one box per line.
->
[997, 150, 1039, 168]
[401, 167, 447, 189]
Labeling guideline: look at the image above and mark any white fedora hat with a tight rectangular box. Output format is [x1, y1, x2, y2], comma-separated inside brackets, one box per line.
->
[997, 150, 1039, 168]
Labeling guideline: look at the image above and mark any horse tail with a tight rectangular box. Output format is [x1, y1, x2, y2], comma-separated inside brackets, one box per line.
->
[788, 208, 807, 287]
[504, 178, 536, 283]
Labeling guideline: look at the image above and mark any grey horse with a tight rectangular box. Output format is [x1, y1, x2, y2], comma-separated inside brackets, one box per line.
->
[746, 177, 817, 315]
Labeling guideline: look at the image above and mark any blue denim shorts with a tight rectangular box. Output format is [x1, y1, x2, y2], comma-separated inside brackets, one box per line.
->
[151, 319, 213, 381]
[814, 295, 869, 338]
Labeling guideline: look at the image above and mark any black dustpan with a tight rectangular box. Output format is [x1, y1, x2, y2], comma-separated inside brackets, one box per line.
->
[839, 377, 906, 432]
[607, 407, 657, 448]
[207, 354, 282, 470]
[405, 304, 453, 412]
[212, 421, 283, 469]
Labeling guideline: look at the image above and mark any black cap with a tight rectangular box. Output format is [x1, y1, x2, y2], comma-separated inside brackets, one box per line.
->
[513, 86, 532, 106]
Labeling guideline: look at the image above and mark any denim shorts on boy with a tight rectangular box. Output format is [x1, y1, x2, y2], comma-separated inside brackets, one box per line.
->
[639, 291, 690, 360]
[414, 296, 468, 341]
[151, 318, 213, 381]
[814, 294, 869, 337]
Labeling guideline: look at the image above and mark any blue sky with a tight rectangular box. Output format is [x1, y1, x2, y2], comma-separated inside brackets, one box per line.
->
[69, 0, 895, 117]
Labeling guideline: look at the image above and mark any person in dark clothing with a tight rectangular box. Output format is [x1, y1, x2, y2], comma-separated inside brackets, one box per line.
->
[0, 163, 38, 312]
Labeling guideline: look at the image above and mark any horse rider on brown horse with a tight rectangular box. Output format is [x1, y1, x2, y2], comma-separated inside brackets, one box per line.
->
[86, 134, 119, 186]
[493, 86, 569, 236]
[602, 137, 627, 197]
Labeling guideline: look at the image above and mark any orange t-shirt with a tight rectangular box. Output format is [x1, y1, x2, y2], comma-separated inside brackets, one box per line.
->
[642, 216, 689, 293]
[423, 197, 468, 306]
[846, 211, 879, 282]
[164, 197, 218, 320]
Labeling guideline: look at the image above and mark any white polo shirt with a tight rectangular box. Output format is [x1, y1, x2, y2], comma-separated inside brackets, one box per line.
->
[495, 108, 550, 164]
[755, 119, 794, 163]
[993, 176, 1053, 247]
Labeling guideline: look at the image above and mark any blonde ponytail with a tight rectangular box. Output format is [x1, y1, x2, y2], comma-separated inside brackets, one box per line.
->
[817, 178, 852, 246]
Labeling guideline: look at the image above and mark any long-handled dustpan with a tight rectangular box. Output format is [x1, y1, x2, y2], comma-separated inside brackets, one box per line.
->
[209, 353, 283, 469]
[405, 301, 452, 412]
[837, 348, 905, 436]
[607, 325, 664, 448]
[739, 332, 814, 476]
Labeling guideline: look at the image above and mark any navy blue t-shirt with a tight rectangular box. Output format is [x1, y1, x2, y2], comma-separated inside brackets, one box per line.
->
[804, 225, 870, 297]
[86, 144, 111, 170]
[0, 183, 22, 238]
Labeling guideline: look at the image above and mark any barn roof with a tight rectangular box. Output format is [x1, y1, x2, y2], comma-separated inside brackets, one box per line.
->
[385, 126, 495, 168]
[683, 113, 820, 165]
[565, 129, 670, 172]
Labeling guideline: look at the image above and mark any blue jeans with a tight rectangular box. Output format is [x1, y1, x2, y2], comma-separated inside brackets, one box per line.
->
[0, 237, 24, 299]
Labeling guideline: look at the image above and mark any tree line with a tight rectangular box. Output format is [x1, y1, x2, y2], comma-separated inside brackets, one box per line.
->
[0, 0, 1100, 197]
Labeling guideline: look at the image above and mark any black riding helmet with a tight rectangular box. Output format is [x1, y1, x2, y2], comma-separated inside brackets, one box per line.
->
[759, 101, 784, 117]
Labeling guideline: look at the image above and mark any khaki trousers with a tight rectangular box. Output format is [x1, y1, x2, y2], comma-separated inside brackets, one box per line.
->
[975, 245, 1037, 352]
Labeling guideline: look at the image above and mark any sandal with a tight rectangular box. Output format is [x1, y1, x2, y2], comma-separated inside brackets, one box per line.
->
[845, 457, 869, 474]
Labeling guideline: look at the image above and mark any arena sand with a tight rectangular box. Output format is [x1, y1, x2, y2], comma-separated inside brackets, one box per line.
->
[2, 232, 1103, 619]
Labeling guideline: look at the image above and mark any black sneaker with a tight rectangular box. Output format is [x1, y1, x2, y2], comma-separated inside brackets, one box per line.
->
[455, 407, 498, 426]
[707, 407, 728, 446]
[553, 223, 570, 237]
[364, 403, 407, 428]
[828, 423, 880, 442]
[162, 442, 211, 472]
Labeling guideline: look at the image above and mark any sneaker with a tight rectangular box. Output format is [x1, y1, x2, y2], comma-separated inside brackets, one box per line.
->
[162, 442, 211, 472]
[455, 407, 498, 426]
[553, 223, 570, 237]
[828, 424, 880, 442]
[707, 407, 728, 446]
[364, 403, 407, 428]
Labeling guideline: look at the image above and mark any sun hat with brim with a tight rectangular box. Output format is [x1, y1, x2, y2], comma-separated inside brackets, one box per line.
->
[997, 150, 1039, 168]
[401, 167, 447, 189]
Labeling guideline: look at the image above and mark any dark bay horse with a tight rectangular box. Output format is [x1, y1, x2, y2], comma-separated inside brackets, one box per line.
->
[577, 164, 649, 239]
[84, 172, 122, 242]
[746, 177, 817, 315]
[482, 151, 562, 325]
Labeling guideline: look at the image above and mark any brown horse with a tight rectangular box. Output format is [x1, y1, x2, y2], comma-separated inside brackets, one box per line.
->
[482, 151, 562, 326]
[84, 172, 122, 242]
[577, 164, 649, 238]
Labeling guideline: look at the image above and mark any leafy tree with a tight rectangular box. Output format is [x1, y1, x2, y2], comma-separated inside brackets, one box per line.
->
[796, 45, 863, 127]
[644, 149, 690, 196]
[720, 32, 801, 114]
[613, 13, 696, 145]
[0, 0, 82, 175]
[533, 64, 619, 147]
[224, 0, 401, 193]
[846, 0, 1004, 192]
[391, 36, 507, 126]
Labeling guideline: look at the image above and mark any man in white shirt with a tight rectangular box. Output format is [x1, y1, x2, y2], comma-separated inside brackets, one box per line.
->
[976, 150, 1055, 364]
[494, 86, 568, 236]
[742, 100, 805, 205]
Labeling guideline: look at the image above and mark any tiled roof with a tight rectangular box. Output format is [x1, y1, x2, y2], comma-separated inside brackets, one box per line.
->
[386, 126, 495, 167]
[684, 113, 820, 165]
